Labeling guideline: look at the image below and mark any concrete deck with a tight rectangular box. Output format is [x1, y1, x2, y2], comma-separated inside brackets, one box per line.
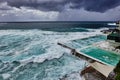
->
[90, 62, 114, 77]
[58, 42, 116, 78]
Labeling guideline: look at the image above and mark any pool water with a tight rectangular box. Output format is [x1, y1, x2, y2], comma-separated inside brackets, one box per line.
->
[63, 35, 120, 66]
[80, 47, 120, 66]
[64, 35, 106, 49]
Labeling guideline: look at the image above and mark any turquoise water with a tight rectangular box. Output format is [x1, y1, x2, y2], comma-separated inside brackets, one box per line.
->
[0, 54, 85, 80]
[0, 27, 117, 80]
[80, 47, 120, 66]
[0, 28, 102, 80]
[63, 35, 120, 66]
[63, 35, 106, 49]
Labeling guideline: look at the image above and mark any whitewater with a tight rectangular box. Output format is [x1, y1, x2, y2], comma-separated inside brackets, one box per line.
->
[0, 28, 105, 80]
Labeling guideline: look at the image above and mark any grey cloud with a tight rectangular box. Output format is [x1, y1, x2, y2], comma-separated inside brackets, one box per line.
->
[70, 0, 120, 12]
[0, 7, 12, 10]
[0, 0, 68, 11]
[0, 0, 120, 12]
[0, 2, 13, 10]
[57, 6, 120, 21]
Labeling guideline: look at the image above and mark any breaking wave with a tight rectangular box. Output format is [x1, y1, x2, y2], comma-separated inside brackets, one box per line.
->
[0, 28, 104, 80]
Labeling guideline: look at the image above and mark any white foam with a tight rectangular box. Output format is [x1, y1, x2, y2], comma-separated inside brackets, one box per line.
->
[2, 73, 11, 79]
[0, 28, 108, 80]
[0, 28, 104, 63]
[107, 23, 116, 26]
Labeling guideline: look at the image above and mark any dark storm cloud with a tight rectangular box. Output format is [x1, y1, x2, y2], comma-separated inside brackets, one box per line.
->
[70, 0, 120, 12]
[0, 0, 120, 12]
[0, 0, 67, 11]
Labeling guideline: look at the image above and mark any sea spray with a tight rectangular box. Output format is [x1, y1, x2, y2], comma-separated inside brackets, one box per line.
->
[0, 28, 105, 80]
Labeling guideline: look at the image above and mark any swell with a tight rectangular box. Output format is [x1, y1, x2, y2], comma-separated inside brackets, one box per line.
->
[0, 28, 103, 62]
[0, 53, 86, 80]
[0, 28, 105, 80]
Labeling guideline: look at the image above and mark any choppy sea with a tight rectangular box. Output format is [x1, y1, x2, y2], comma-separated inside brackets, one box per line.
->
[0, 22, 117, 80]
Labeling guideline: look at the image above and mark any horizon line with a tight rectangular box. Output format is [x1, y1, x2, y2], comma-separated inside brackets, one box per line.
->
[0, 21, 117, 23]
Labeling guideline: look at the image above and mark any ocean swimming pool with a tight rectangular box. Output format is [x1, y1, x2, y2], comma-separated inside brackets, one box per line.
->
[0, 29, 102, 80]
[63, 35, 106, 49]
[0, 22, 117, 80]
[80, 46, 120, 66]
[63, 35, 120, 66]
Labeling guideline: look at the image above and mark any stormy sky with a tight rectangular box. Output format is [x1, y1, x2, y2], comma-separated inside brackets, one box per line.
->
[0, 0, 120, 21]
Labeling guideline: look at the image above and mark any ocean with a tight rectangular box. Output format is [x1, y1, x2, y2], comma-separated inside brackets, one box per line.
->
[0, 22, 117, 80]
